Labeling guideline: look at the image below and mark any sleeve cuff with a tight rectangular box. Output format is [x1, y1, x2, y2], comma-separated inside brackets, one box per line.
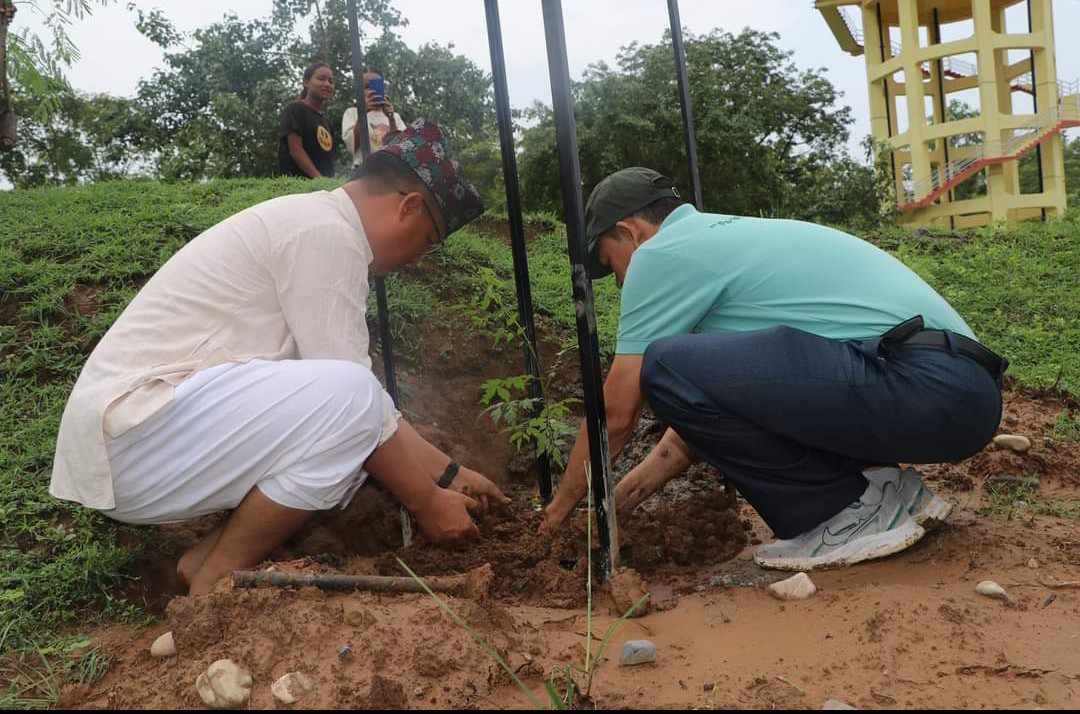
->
[615, 339, 652, 355]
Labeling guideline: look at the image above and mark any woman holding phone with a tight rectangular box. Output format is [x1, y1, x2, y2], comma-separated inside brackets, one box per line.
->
[277, 62, 337, 178]
[342, 68, 407, 172]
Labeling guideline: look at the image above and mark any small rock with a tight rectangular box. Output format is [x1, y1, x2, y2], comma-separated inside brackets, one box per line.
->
[149, 631, 176, 657]
[271, 671, 315, 706]
[1027, 558, 1039, 569]
[975, 580, 1009, 601]
[195, 659, 252, 709]
[823, 698, 857, 710]
[768, 572, 817, 601]
[993, 434, 1031, 453]
[338, 643, 353, 659]
[703, 681, 715, 692]
[608, 568, 651, 618]
[619, 639, 656, 666]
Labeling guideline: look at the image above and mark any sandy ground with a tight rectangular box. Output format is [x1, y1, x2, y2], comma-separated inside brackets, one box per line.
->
[53, 387, 1080, 710]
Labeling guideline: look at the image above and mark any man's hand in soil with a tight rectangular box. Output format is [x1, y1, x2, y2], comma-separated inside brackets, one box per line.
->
[541, 354, 646, 534]
[413, 487, 481, 542]
[449, 467, 511, 516]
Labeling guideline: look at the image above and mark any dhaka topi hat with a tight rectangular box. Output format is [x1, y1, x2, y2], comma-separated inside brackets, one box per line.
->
[375, 118, 484, 238]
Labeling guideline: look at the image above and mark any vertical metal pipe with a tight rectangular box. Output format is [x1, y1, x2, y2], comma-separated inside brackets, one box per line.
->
[540, 0, 619, 580]
[347, 0, 411, 545]
[483, 0, 554, 503]
[667, 0, 703, 210]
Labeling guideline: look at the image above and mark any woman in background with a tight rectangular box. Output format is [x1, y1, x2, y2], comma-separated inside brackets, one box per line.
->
[278, 62, 337, 178]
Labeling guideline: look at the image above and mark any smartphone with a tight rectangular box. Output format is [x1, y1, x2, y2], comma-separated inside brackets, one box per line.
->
[367, 76, 386, 105]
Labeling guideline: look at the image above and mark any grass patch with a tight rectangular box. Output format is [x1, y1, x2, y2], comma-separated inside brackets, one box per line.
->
[978, 481, 1080, 521]
[0, 636, 110, 709]
[1051, 409, 1080, 442]
[881, 212, 1080, 394]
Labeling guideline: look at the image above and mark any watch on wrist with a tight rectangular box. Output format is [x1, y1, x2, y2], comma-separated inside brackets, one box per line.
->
[437, 462, 461, 489]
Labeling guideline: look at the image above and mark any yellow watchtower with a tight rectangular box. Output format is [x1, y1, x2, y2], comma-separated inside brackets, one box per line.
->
[817, 0, 1079, 228]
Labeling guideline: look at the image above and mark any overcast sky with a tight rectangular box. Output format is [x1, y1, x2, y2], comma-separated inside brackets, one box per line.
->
[17, 0, 1080, 153]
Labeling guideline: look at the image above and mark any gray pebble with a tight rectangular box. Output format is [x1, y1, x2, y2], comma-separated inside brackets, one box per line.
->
[619, 639, 656, 666]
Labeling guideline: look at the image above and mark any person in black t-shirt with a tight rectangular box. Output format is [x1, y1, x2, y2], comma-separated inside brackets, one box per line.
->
[278, 62, 337, 178]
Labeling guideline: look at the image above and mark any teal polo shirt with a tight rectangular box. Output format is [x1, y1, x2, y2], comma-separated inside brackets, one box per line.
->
[615, 205, 975, 355]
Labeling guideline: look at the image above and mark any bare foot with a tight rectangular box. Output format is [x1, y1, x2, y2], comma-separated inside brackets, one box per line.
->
[176, 525, 224, 587]
[185, 488, 313, 596]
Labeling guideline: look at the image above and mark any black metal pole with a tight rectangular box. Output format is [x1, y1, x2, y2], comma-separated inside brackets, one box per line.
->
[346, 0, 398, 404]
[540, 0, 619, 580]
[483, 0, 554, 504]
[347, 0, 410, 545]
[667, 0, 703, 210]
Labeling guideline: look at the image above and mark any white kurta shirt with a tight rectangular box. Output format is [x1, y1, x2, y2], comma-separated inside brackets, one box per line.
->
[50, 187, 399, 509]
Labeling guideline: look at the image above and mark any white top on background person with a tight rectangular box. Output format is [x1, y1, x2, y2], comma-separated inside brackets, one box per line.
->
[342, 71, 407, 167]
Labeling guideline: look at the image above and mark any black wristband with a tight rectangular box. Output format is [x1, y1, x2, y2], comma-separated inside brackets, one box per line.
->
[437, 462, 461, 489]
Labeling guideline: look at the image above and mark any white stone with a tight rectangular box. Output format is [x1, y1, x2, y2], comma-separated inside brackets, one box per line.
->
[149, 631, 176, 657]
[768, 572, 817, 601]
[1027, 558, 1039, 569]
[993, 434, 1031, 453]
[619, 640, 656, 666]
[195, 659, 252, 709]
[271, 671, 315, 705]
[823, 698, 857, 710]
[975, 580, 1009, 601]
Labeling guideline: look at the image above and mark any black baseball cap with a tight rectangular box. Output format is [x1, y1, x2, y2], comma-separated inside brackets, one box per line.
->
[584, 167, 682, 279]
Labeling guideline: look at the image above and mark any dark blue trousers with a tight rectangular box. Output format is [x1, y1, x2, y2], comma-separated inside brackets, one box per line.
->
[640, 326, 1002, 538]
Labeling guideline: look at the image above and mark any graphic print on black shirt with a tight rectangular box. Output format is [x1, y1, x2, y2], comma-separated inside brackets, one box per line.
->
[277, 101, 335, 178]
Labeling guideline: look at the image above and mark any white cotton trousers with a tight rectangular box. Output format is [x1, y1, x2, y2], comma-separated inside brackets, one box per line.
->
[103, 359, 388, 525]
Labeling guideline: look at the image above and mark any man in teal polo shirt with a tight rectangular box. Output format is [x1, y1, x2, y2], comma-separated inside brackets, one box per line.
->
[541, 167, 1005, 571]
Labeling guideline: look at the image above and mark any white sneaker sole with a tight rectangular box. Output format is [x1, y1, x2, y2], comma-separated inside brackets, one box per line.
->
[914, 494, 952, 530]
[754, 519, 927, 572]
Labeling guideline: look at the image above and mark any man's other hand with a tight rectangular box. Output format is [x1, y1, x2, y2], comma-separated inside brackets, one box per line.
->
[449, 467, 510, 516]
[413, 488, 480, 542]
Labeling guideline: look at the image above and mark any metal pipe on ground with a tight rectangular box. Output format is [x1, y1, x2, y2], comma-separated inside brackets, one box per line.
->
[540, 0, 620, 581]
[346, 0, 411, 547]
[233, 564, 494, 599]
[667, 0, 704, 210]
[483, 0, 554, 505]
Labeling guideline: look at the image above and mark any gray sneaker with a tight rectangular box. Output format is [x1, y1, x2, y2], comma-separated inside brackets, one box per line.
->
[864, 466, 952, 530]
[754, 471, 926, 571]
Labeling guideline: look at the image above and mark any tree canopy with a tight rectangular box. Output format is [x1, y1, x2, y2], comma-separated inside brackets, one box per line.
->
[518, 28, 869, 224]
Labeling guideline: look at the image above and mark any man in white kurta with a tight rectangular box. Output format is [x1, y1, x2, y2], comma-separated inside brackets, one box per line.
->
[51, 120, 507, 594]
